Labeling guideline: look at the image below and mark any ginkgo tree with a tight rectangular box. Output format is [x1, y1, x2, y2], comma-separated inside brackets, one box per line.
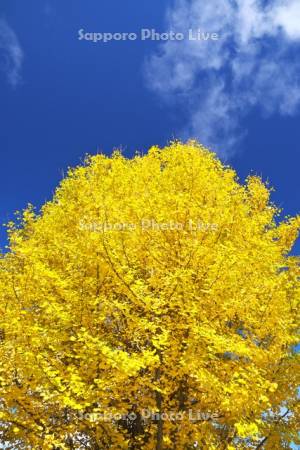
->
[0, 142, 299, 449]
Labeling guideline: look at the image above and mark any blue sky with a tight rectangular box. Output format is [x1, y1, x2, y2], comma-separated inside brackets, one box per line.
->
[0, 0, 299, 255]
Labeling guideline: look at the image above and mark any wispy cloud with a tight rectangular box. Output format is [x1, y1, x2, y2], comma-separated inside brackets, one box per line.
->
[0, 18, 24, 88]
[144, 0, 300, 158]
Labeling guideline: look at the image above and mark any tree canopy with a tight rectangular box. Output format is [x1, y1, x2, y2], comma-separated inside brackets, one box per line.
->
[0, 142, 299, 449]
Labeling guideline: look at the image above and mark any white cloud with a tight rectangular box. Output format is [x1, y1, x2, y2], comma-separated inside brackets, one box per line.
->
[144, 0, 300, 158]
[272, 0, 300, 40]
[0, 18, 24, 88]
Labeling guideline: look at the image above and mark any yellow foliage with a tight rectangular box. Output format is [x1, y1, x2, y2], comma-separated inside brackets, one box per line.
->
[0, 141, 299, 449]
